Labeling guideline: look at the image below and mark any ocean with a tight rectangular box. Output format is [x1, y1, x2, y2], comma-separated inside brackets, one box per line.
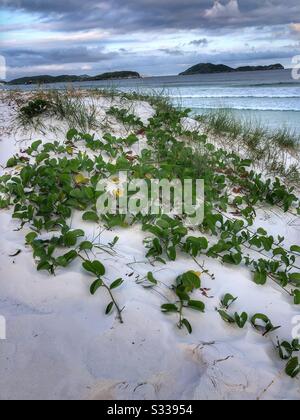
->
[4, 69, 300, 134]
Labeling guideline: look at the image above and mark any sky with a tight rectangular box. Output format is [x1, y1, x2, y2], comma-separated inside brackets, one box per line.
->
[0, 0, 300, 79]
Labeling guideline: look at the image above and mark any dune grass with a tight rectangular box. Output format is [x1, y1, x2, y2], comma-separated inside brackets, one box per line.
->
[196, 109, 300, 185]
[15, 90, 101, 132]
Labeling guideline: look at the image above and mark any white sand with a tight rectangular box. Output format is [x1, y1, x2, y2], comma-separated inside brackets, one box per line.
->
[0, 92, 299, 400]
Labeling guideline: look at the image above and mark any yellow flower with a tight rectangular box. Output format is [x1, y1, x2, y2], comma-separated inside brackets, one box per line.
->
[66, 146, 74, 155]
[74, 173, 89, 185]
[192, 271, 202, 278]
[113, 188, 124, 198]
[15, 165, 24, 171]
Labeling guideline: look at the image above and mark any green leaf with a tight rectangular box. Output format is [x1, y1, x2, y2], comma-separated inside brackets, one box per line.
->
[179, 271, 201, 291]
[37, 261, 52, 272]
[156, 219, 170, 229]
[83, 260, 105, 276]
[147, 272, 158, 285]
[6, 157, 17, 168]
[36, 152, 49, 164]
[277, 340, 297, 360]
[290, 245, 300, 254]
[254, 270, 267, 285]
[167, 246, 176, 261]
[161, 304, 178, 313]
[26, 232, 38, 244]
[218, 310, 235, 324]
[293, 289, 300, 305]
[188, 300, 205, 312]
[66, 128, 78, 141]
[70, 189, 84, 200]
[109, 236, 119, 248]
[64, 229, 84, 247]
[79, 241, 93, 251]
[221, 293, 237, 309]
[234, 312, 248, 328]
[90, 279, 103, 295]
[82, 211, 99, 223]
[181, 318, 192, 334]
[257, 228, 267, 236]
[289, 273, 300, 286]
[56, 250, 78, 267]
[105, 302, 114, 315]
[251, 313, 281, 336]
[110, 278, 124, 290]
[273, 247, 286, 257]
[175, 287, 191, 302]
[285, 357, 300, 378]
[30, 140, 42, 152]
[222, 253, 242, 266]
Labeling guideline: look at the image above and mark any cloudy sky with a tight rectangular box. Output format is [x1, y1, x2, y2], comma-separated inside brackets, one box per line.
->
[0, 0, 300, 79]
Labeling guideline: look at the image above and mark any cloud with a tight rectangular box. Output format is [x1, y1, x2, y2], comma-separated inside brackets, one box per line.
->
[2, 0, 300, 33]
[189, 38, 209, 47]
[290, 23, 300, 33]
[1, 0, 300, 78]
[1, 30, 110, 49]
[159, 48, 185, 56]
[5, 46, 118, 68]
[203, 0, 241, 19]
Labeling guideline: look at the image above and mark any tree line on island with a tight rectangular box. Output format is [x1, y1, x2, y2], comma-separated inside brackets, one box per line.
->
[1, 63, 285, 86]
[5, 71, 141, 86]
[179, 62, 284, 76]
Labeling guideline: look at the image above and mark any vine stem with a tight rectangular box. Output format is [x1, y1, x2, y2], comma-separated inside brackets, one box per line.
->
[192, 256, 215, 280]
[178, 301, 184, 329]
[103, 282, 124, 324]
[78, 253, 124, 324]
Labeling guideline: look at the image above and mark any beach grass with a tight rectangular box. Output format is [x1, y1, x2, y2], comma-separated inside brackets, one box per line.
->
[196, 109, 300, 184]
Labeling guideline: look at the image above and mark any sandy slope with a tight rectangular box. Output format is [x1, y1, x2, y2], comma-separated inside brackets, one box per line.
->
[0, 92, 299, 400]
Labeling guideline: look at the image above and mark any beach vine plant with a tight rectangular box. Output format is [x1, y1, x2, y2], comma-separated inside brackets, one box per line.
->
[0, 91, 299, 378]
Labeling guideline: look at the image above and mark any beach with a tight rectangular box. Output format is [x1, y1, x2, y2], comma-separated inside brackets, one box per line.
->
[0, 89, 299, 400]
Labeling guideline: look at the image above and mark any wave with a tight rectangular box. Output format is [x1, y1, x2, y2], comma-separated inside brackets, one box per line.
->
[189, 105, 300, 112]
[168, 94, 300, 99]
[240, 82, 300, 88]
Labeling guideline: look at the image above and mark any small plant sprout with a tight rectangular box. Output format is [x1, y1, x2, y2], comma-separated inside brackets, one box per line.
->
[161, 271, 205, 334]
[83, 260, 124, 324]
[217, 294, 248, 329]
[251, 314, 281, 337]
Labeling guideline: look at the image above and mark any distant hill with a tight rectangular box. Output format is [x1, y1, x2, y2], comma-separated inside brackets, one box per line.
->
[179, 63, 284, 76]
[236, 64, 284, 72]
[8, 71, 141, 86]
[179, 63, 235, 75]
[9, 75, 82, 85]
[88, 71, 140, 81]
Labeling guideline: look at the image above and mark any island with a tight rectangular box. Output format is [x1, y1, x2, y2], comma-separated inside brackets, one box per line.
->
[179, 63, 284, 76]
[8, 71, 141, 86]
